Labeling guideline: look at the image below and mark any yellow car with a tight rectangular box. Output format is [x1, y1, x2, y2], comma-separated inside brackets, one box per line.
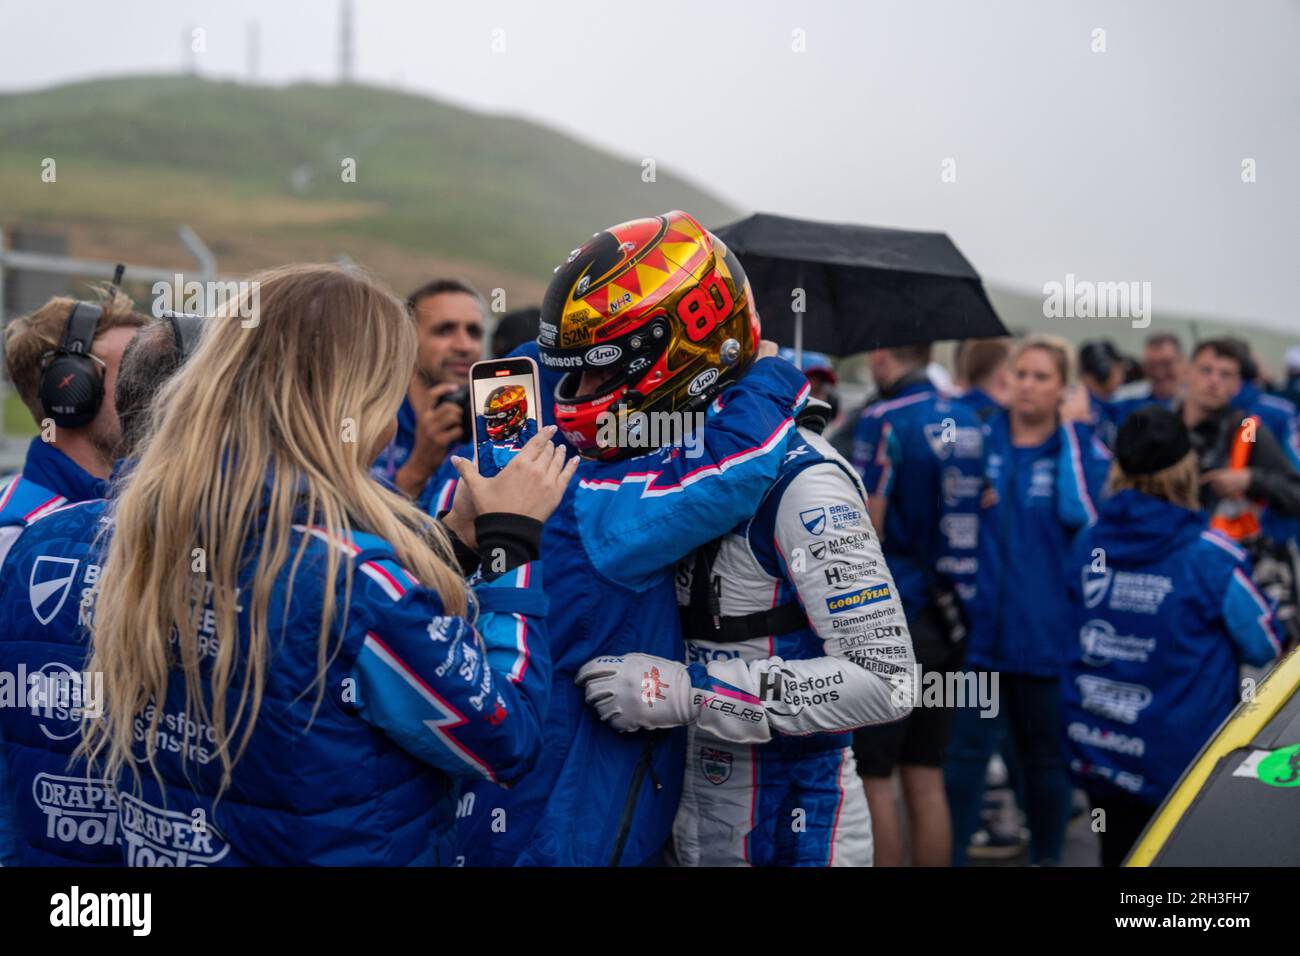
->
[1126, 646, 1300, 866]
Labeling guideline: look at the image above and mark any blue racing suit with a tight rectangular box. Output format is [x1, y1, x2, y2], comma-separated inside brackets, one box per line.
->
[1063, 489, 1281, 806]
[475, 417, 538, 478]
[0, 438, 108, 866]
[670, 427, 916, 865]
[446, 355, 812, 866]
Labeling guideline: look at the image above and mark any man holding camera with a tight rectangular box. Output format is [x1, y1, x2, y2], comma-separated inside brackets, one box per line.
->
[372, 278, 484, 499]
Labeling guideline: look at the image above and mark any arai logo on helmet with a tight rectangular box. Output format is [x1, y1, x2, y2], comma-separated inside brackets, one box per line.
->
[585, 345, 621, 366]
[688, 368, 720, 396]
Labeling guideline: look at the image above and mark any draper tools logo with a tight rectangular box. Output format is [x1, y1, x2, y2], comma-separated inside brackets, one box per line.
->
[33, 772, 120, 848]
[118, 792, 232, 866]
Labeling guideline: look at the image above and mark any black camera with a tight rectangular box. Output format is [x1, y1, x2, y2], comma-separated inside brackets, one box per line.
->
[438, 385, 473, 441]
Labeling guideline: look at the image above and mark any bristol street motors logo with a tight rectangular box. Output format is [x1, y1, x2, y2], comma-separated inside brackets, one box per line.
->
[700, 747, 732, 785]
[800, 507, 826, 535]
[641, 665, 669, 707]
[1082, 565, 1112, 609]
[29, 555, 79, 625]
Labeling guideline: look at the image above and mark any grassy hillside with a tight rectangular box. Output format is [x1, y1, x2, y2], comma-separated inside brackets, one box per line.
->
[0, 75, 739, 290]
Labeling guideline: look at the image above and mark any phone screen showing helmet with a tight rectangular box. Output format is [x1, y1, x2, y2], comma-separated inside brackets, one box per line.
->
[469, 357, 542, 478]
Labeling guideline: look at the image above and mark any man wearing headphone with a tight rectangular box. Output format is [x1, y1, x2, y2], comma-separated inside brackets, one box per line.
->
[0, 311, 199, 866]
[0, 290, 147, 571]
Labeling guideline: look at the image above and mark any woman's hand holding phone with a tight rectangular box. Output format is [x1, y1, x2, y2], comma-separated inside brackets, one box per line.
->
[451, 426, 578, 528]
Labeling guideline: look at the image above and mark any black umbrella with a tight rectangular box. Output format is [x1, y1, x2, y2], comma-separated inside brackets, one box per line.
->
[712, 212, 1008, 357]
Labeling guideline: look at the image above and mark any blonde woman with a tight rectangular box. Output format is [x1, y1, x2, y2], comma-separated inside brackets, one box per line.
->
[81, 264, 575, 866]
[944, 336, 1112, 865]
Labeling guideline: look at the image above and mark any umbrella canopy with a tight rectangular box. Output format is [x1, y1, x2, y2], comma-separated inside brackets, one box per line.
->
[713, 212, 1008, 356]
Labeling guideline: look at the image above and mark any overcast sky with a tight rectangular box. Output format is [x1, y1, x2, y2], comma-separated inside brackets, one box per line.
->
[1, 0, 1296, 331]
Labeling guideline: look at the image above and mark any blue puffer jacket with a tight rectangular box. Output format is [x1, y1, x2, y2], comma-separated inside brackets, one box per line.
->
[119, 508, 550, 866]
[0, 476, 552, 867]
[965, 412, 1111, 677]
[445, 353, 811, 866]
[0, 438, 109, 866]
[0, 499, 119, 865]
[1063, 490, 1281, 804]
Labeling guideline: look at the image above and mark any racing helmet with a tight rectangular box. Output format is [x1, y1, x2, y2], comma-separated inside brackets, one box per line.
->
[484, 383, 528, 440]
[538, 210, 761, 460]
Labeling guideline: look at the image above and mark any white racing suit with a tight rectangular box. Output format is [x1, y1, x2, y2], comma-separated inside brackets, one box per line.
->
[671, 427, 916, 866]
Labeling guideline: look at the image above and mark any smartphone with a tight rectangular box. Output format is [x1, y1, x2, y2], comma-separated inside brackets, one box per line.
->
[469, 356, 542, 478]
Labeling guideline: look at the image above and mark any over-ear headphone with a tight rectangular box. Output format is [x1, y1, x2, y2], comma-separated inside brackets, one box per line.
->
[38, 300, 105, 428]
[162, 311, 204, 360]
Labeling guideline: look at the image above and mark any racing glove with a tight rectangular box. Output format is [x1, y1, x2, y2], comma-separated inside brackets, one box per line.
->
[576, 654, 771, 744]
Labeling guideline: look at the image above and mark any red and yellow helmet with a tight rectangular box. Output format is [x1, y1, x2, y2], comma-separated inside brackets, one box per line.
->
[538, 210, 760, 460]
[484, 383, 528, 440]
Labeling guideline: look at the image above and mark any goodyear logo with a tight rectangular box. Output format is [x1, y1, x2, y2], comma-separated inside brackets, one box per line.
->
[825, 583, 892, 615]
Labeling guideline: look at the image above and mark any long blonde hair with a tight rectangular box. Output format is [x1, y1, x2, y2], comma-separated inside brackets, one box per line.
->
[80, 264, 468, 794]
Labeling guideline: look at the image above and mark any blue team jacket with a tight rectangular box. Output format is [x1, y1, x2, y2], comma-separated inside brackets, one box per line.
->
[475, 417, 539, 478]
[0, 482, 552, 866]
[446, 355, 811, 866]
[0, 498, 120, 865]
[1062, 490, 1281, 804]
[965, 412, 1111, 677]
[0, 439, 109, 866]
[0, 439, 107, 532]
[852, 379, 984, 617]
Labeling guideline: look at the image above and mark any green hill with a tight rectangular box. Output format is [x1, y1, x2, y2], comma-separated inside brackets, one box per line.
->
[0, 75, 739, 281]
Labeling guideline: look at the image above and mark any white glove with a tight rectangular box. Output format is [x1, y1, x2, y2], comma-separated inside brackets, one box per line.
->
[575, 654, 694, 732]
[576, 654, 772, 744]
[689, 657, 771, 745]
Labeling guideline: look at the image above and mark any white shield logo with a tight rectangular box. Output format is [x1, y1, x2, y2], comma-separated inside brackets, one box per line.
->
[1082, 565, 1112, 610]
[29, 556, 79, 625]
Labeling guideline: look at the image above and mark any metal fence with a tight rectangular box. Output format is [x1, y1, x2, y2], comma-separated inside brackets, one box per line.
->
[0, 224, 217, 473]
